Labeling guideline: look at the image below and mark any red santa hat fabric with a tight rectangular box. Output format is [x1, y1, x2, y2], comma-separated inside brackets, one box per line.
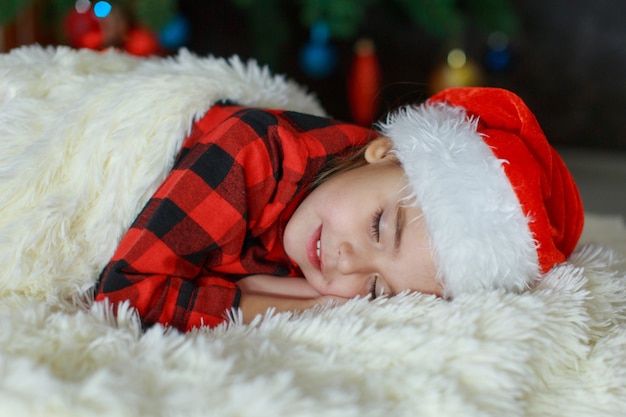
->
[378, 87, 584, 297]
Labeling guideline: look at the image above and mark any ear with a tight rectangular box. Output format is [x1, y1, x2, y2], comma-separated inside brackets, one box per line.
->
[364, 136, 395, 163]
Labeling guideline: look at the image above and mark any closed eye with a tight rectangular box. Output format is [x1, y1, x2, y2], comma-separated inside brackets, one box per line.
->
[370, 208, 383, 242]
[369, 276, 378, 299]
[369, 275, 386, 299]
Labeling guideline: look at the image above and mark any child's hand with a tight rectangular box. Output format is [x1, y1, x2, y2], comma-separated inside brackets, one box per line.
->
[236, 275, 349, 324]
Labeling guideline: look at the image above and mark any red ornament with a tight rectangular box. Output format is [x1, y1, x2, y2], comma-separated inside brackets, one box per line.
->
[124, 27, 160, 56]
[81, 30, 105, 50]
[347, 39, 382, 126]
[64, 9, 100, 48]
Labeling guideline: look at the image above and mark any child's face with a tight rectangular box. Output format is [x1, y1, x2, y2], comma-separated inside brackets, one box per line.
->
[283, 138, 443, 299]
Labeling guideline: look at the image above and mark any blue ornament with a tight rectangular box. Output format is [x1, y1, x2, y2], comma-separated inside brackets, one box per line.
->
[486, 48, 511, 71]
[300, 42, 337, 78]
[310, 21, 330, 44]
[299, 21, 337, 78]
[93, 1, 112, 18]
[159, 15, 191, 49]
[485, 31, 512, 71]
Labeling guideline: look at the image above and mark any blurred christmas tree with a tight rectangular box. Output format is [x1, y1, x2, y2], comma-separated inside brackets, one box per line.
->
[232, 0, 519, 69]
[0, 0, 32, 24]
[2, 0, 519, 65]
[1, 0, 176, 27]
[2, 0, 519, 38]
[229, 0, 519, 124]
[1, 0, 186, 55]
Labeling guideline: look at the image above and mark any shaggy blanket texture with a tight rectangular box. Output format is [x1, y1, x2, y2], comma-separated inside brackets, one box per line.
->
[1, 46, 625, 417]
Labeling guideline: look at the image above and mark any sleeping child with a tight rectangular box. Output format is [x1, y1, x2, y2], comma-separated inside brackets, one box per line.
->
[94, 87, 584, 332]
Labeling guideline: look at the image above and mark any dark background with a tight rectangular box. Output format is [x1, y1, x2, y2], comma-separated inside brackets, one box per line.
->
[178, 0, 626, 150]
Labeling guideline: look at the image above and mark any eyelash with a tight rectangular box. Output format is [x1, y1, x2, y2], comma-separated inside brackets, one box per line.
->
[370, 208, 383, 242]
[369, 276, 378, 299]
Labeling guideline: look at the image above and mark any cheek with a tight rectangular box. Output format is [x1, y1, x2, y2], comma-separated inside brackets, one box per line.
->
[283, 208, 308, 259]
[404, 254, 441, 296]
[320, 188, 370, 226]
[419, 275, 444, 297]
[321, 278, 367, 298]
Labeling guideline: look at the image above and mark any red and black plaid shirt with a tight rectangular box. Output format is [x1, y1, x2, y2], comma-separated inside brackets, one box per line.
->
[94, 104, 375, 331]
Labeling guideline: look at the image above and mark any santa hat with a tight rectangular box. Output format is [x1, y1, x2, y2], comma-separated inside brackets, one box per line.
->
[378, 87, 584, 298]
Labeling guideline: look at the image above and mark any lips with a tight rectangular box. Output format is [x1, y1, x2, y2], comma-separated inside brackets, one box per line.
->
[306, 225, 322, 271]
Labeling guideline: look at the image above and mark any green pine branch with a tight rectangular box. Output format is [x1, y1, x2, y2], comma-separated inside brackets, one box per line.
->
[1, 0, 177, 30]
[0, 0, 36, 24]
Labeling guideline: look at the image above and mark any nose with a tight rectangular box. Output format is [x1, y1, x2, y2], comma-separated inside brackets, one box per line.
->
[336, 242, 371, 275]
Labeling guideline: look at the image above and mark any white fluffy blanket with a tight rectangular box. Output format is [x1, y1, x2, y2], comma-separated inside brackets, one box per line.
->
[1, 46, 626, 417]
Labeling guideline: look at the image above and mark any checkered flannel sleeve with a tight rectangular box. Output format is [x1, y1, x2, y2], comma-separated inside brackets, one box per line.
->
[95, 104, 374, 331]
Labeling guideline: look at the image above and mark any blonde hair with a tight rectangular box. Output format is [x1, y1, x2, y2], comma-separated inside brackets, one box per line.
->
[310, 146, 370, 189]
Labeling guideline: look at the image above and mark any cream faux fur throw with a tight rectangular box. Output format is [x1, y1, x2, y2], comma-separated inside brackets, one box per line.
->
[1, 45, 626, 417]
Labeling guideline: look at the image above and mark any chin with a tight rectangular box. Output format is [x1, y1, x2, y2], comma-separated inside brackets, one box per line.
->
[301, 271, 324, 295]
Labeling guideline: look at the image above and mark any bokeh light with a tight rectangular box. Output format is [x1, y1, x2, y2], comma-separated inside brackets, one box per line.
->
[93, 1, 112, 18]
